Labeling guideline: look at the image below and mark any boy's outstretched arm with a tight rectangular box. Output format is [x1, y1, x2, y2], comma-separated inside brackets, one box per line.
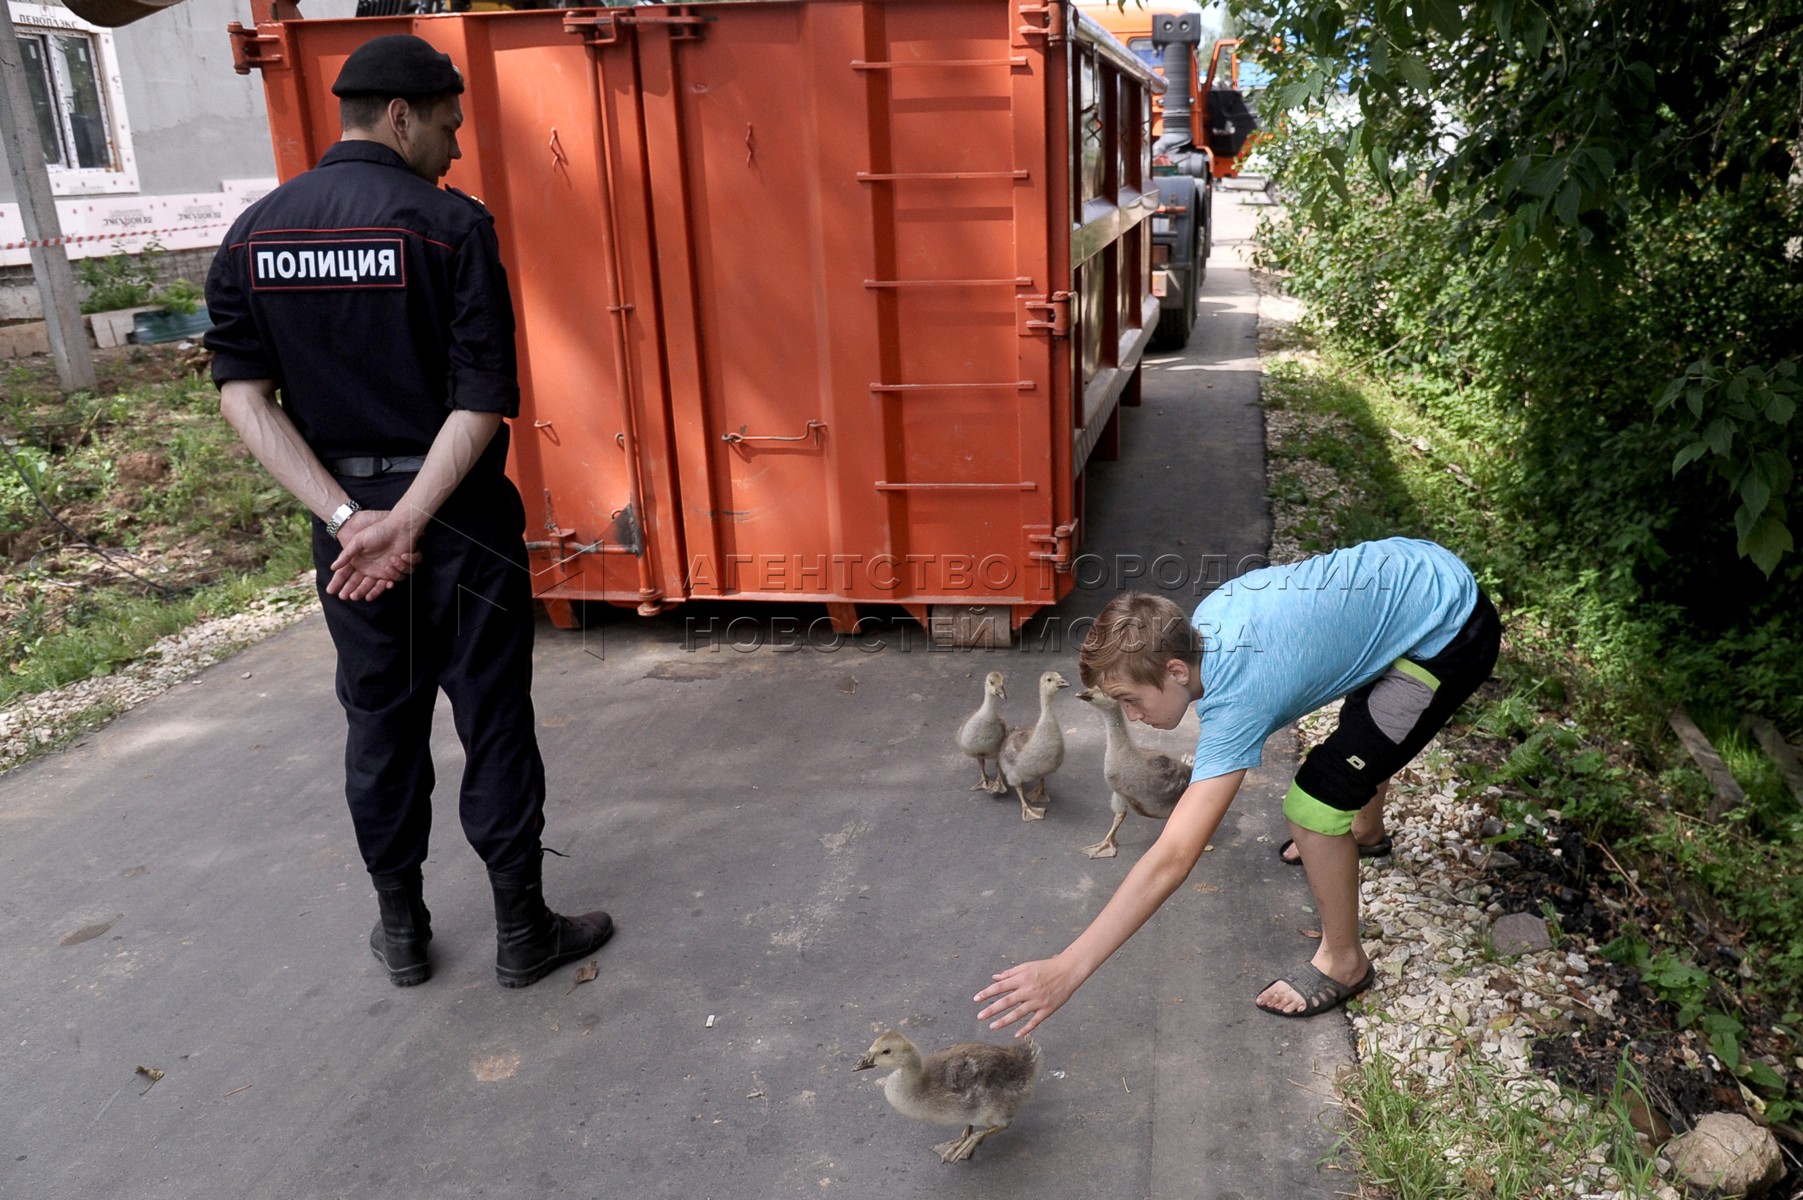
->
[975, 769, 1246, 1036]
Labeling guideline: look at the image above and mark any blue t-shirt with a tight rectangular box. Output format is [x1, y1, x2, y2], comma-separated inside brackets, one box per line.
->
[1188, 538, 1479, 781]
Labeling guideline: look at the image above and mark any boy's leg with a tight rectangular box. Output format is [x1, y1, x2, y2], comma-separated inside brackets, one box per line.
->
[1258, 823, 1369, 1013]
[1280, 779, 1390, 863]
[1262, 590, 1501, 1012]
[1350, 780, 1391, 845]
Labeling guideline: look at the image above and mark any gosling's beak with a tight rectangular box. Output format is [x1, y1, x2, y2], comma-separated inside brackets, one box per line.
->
[998, 684, 1007, 700]
[1075, 688, 1093, 701]
[1056, 678, 1071, 689]
[853, 1053, 876, 1071]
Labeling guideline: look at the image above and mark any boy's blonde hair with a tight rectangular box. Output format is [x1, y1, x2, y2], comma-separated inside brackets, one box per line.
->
[1079, 591, 1201, 689]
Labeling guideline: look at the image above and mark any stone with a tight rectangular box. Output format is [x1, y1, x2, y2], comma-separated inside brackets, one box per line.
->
[0, 321, 51, 359]
[1491, 911, 1553, 955]
[1665, 1112, 1784, 1197]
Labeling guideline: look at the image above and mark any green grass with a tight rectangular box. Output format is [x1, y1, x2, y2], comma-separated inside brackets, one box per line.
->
[1340, 1048, 1663, 1199]
[0, 530, 310, 705]
[1, 355, 309, 711]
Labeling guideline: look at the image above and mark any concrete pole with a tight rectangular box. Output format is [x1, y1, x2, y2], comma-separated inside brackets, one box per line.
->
[0, 2, 98, 393]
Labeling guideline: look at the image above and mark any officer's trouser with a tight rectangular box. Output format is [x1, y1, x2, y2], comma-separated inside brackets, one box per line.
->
[314, 470, 546, 878]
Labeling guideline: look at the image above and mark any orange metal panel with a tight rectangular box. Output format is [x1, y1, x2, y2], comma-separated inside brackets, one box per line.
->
[234, 0, 1160, 632]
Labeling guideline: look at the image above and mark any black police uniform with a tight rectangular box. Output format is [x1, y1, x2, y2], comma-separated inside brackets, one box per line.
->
[204, 141, 548, 880]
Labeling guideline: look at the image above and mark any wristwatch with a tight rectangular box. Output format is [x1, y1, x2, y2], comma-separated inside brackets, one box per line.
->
[325, 500, 362, 539]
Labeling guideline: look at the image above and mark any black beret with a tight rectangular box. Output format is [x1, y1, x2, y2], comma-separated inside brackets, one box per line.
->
[331, 34, 464, 98]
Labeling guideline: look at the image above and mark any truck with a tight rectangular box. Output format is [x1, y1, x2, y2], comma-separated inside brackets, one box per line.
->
[1078, 2, 1259, 349]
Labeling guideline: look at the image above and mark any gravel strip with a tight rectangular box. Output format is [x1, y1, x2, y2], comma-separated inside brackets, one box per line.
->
[0, 576, 315, 773]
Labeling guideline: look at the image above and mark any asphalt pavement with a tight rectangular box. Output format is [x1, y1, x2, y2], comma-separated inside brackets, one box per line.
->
[0, 188, 1356, 1199]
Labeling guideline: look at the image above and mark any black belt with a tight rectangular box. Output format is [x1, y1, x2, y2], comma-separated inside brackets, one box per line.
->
[328, 455, 427, 478]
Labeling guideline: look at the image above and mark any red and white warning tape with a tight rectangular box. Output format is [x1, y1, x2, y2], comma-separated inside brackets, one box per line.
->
[0, 221, 232, 252]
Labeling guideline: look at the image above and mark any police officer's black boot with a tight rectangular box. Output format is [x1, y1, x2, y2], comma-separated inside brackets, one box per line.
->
[488, 856, 613, 989]
[369, 867, 432, 987]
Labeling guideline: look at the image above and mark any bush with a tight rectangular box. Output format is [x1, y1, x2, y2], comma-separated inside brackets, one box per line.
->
[1256, 123, 1803, 730]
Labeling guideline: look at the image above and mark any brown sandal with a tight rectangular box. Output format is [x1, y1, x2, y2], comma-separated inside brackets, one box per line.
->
[1277, 834, 1393, 865]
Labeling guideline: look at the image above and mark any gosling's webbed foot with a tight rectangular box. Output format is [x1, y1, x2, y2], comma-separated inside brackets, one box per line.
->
[1019, 799, 1047, 821]
[985, 776, 1009, 795]
[1084, 812, 1126, 859]
[935, 1126, 978, 1163]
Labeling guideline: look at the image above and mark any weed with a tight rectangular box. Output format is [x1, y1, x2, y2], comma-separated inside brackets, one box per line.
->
[75, 242, 164, 314]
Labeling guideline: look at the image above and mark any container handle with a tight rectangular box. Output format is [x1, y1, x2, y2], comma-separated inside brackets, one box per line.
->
[721, 420, 826, 447]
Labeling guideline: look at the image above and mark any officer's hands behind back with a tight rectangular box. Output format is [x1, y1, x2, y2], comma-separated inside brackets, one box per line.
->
[328, 509, 422, 602]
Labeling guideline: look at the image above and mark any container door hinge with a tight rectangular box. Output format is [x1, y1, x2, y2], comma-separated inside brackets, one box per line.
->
[1027, 521, 1079, 572]
[566, 6, 710, 45]
[1020, 292, 1073, 338]
[227, 21, 287, 73]
[564, 12, 627, 45]
[1017, 0, 1067, 44]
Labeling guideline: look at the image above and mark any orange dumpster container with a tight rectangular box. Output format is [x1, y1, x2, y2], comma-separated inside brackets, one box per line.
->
[231, 0, 1164, 644]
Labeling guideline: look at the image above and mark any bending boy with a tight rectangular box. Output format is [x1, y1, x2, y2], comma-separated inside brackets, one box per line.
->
[976, 537, 1500, 1029]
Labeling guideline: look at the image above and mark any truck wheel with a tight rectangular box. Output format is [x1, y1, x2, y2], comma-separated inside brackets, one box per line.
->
[1151, 216, 1202, 350]
[1198, 180, 1213, 284]
[1153, 291, 1193, 349]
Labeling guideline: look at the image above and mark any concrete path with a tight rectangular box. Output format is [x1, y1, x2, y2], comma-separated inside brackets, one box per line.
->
[0, 190, 1354, 1200]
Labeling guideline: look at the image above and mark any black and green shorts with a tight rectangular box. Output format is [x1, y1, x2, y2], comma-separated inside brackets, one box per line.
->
[1283, 591, 1502, 836]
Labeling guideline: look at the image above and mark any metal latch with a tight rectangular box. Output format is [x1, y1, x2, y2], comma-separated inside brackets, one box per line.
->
[1016, 0, 1067, 44]
[1020, 293, 1073, 338]
[1027, 521, 1079, 572]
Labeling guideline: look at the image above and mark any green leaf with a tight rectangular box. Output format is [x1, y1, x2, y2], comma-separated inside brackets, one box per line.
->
[1741, 1058, 1786, 1093]
[1521, 8, 1549, 58]
[1426, 0, 1463, 40]
[1491, 0, 1514, 44]
[1554, 179, 1580, 226]
[1671, 442, 1708, 474]
[1741, 512, 1795, 575]
[1703, 418, 1734, 456]
[1368, 34, 1390, 76]
[1398, 55, 1434, 94]
[1523, 156, 1566, 199]
[1741, 471, 1772, 520]
[1767, 393, 1796, 425]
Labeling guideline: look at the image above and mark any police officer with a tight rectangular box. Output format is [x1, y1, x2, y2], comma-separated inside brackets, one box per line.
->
[204, 34, 612, 989]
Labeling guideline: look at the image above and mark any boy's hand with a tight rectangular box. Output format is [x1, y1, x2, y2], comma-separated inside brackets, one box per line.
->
[975, 954, 1082, 1037]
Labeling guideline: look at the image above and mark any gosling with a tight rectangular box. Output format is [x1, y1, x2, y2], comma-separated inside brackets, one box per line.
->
[853, 1029, 1040, 1163]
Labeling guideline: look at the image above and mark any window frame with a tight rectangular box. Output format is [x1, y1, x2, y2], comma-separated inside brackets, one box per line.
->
[8, 2, 139, 196]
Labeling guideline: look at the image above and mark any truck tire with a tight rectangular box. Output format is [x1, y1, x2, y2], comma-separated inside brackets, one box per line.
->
[1151, 208, 1202, 350]
[1196, 179, 1212, 288]
[1153, 287, 1193, 349]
